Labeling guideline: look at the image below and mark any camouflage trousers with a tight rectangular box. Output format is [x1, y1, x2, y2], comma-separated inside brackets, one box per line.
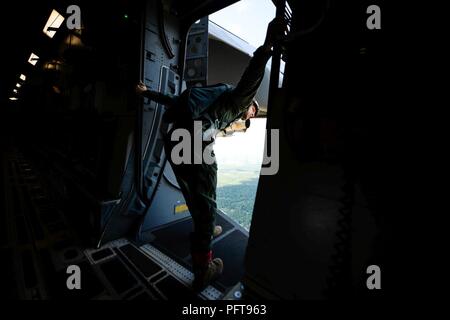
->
[164, 123, 218, 252]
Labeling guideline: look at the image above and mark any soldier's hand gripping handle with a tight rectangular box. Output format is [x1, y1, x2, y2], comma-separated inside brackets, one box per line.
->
[136, 81, 176, 108]
[263, 17, 289, 53]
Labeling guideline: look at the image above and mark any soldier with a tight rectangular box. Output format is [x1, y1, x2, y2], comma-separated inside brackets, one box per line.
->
[137, 17, 286, 290]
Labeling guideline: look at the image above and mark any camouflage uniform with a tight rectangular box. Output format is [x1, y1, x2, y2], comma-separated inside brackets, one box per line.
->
[164, 46, 271, 253]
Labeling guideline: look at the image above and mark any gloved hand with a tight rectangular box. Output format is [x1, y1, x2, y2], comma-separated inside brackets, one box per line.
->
[136, 81, 148, 95]
[263, 17, 288, 52]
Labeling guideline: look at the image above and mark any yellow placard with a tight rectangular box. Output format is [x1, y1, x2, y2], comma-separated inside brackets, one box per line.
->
[175, 204, 189, 214]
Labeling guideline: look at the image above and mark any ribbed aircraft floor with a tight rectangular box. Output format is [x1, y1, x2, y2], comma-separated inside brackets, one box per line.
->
[1, 149, 246, 300]
[150, 213, 249, 290]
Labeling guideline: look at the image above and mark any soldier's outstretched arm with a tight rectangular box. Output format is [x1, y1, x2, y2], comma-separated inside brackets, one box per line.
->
[221, 17, 288, 116]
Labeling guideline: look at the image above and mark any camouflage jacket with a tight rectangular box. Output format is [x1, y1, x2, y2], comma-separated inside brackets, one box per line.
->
[169, 46, 271, 138]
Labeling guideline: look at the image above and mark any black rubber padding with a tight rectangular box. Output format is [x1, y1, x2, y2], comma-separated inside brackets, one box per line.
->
[100, 258, 137, 295]
[91, 248, 114, 262]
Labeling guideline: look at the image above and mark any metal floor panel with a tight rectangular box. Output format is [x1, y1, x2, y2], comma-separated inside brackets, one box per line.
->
[149, 212, 248, 291]
[151, 218, 193, 259]
[140, 244, 223, 300]
[119, 244, 162, 278]
[210, 230, 248, 288]
[151, 213, 235, 261]
[183, 230, 248, 289]
[86, 239, 223, 300]
[155, 275, 201, 301]
[3, 151, 239, 300]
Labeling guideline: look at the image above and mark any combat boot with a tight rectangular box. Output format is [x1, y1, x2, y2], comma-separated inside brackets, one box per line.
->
[191, 251, 223, 291]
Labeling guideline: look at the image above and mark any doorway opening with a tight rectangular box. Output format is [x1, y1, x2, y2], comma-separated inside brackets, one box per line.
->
[201, 0, 275, 230]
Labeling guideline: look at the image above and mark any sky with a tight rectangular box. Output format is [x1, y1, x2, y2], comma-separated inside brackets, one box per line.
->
[210, 1, 275, 187]
[215, 118, 267, 184]
[210, 0, 276, 48]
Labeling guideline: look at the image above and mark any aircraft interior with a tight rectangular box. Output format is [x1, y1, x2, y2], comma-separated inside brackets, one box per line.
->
[0, 0, 390, 301]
